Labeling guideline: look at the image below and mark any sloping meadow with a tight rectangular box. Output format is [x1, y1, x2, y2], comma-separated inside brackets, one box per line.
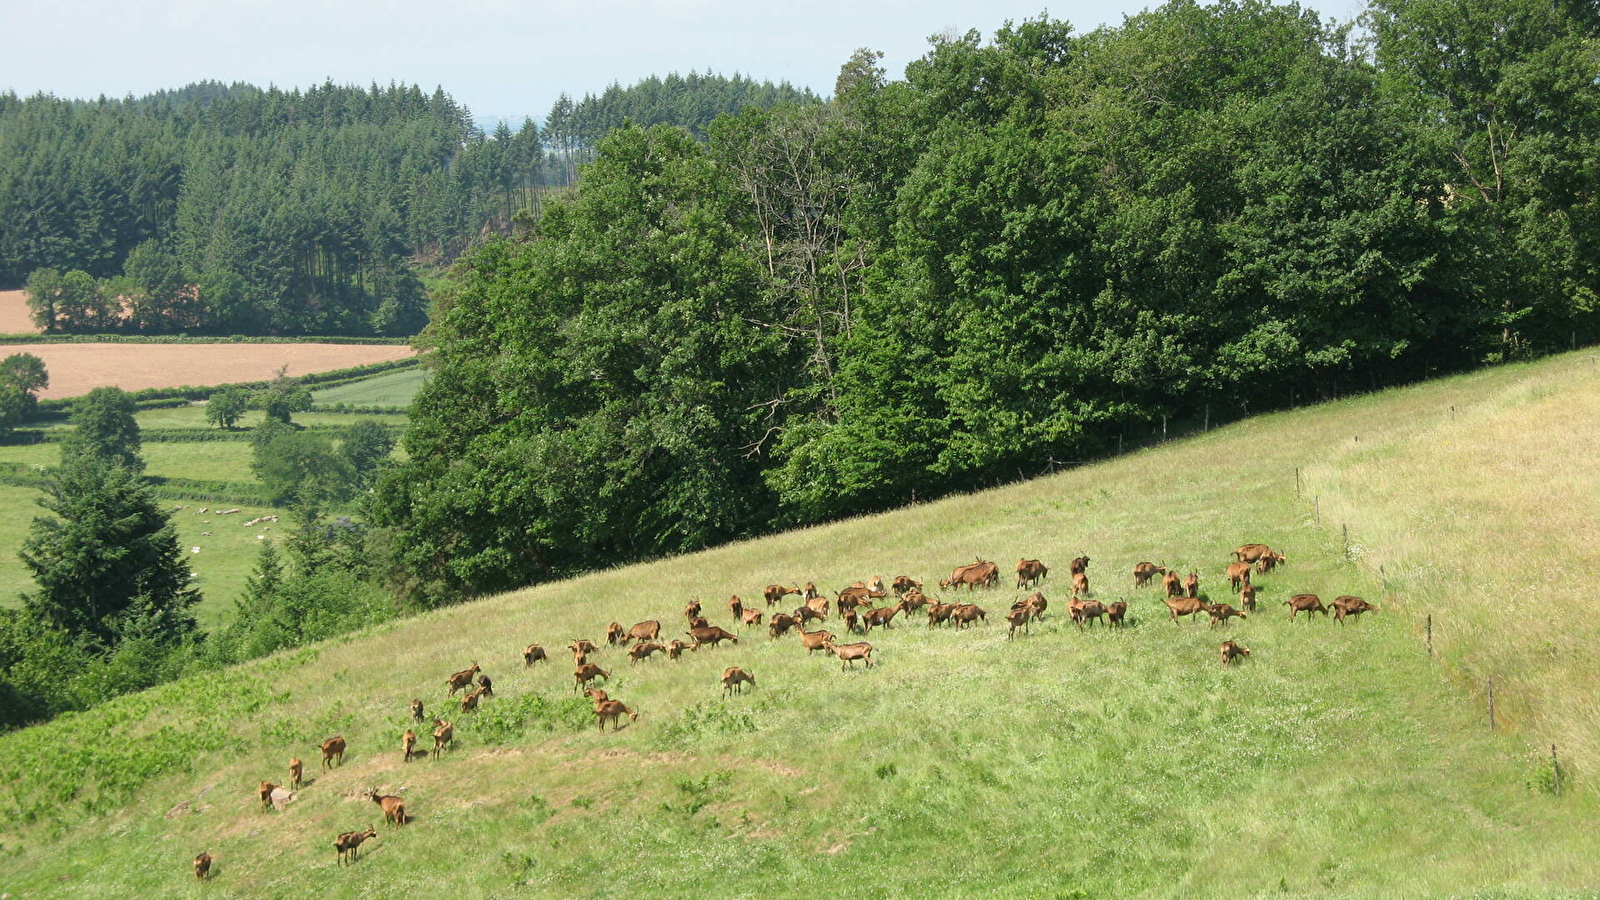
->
[3, 353, 1597, 898]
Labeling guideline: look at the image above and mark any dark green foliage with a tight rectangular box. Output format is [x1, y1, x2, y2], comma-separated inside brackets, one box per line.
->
[19, 457, 199, 649]
[338, 420, 395, 491]
[379, 2, 1600, 602]
[253, 377, 313, 425]
[205, 386, 250, 429]
[0, 352, 47, 438]
[252, 428, 354, 508]
[60, 386, 142, 472]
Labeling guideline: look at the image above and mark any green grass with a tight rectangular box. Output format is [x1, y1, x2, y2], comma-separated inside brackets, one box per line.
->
[0, 440, 257, 482]
[2, 351, 1599, 898]
[312, 366, 429, 407]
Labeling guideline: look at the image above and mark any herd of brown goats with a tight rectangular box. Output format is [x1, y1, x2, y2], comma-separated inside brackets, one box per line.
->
[196, 542, 1379, 878]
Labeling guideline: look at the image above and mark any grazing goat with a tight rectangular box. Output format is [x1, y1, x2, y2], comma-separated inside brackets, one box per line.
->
[799, 629, 836, 654]
[583, 687, 609, 704]
[684, 599, 702, 621]
[606, 622, 626, 646]
[410, 698, 425, 722]
[862, 600, 906, 631]
[402, 730, 416, 762]
[1239, 583, 1257, 612]
[1161, 570, 1183, 598]
[194, 851, 213, 880]
[729, 595, 744, 620]
[1220, 640, 1251, 667]
[1070, 556, 1091, 576]
[289, 757, 303, 790]
[1206, 603, 1248, 627]
[446, 664, 481, 696]
[627, 620, 662, 644]
[574, 664, 611, 692]
[687, 616, 710, 630]
[841, 607, 861, 634]
[259, 781, 277, 811]
[1256, 550, 1286, 573]
[803, 582, 822, 602]
[523, 644, 547, 666]
[952, 604, 987, 628]
[366, 788, 407, 827]
[477, 674, 494, 697]
[926, 602, 958, 627]
[1163, 596, 1207, 624]
[629, 641, 667, 664]
[1185, 572, 1200, 598]
[805, 595, 831, 619]
[741, 608, 765, 628]
[1133, 562, 1166, 587]
[1226, 562, 1253, 591]
[1285, 594, 1328, 620]
[765, 584, 801, 607]
[768, 613, 800, 639]
[1107, 601, 1128, 627]
[1016, 558, 1049, 589]
[595, 699, 638, 731]
[460, 686, 486, 714]
[1331, 595, 1379, 625]
[666, 639, 694, 660]
[569, 639, 599, 657]
[898, 590, 932, 615]
[722, 667, 757, 697]
[1071, 599, 1107, 631]
[431, 719, 453, 759]
[1074, 571, 1092, 597]
[1013, 592, 1048, 622]
[321, 736, 346, 770]
[891, 575, 923, 596]
[688, 625, 739, 649]
[823, 641, 875, 670]
[1233, 544, 1273, 563]
[1005, 606, 1031, 639]
[334, 827, 377, 865]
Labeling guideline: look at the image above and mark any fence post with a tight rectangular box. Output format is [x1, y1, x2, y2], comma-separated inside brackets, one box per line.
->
[1161, 414, 1167, 441]
[1342, 524, 1349, 559]
[1204, 404, 1210, 432]
[1426, 614, 1433, 656]
[1295, 467, 1302, 496]
[1315, 495, 1320, 525]
[1117, 433, 1124, 455]
[1552, 744, 1562, 797]
[1487, 678, 1496, 731]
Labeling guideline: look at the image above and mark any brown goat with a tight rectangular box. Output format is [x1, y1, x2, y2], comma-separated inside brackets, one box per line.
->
[1021, 591, 1048, 621]
[764, 584, 802, 607]
[1071, 598, 1107, 631]
[1107, 601, 1128, 627]
[1161, 570, 1182, 597]
[627, 620, 662, 644]
[1070, 556, 1091, 576]
[523, 644, 547, 667]
[688, 625, 739, 648]
[259, 780, 277, 811]
[366, 788, 407, 827]
[803, 582, 822, 601]
[1226, 562, 1253, 591]
[629, 641, 667, 664]
[445, 663, 480, 696]
[891, 575, 923, 596]
[1016, 558, 1049, 589]
[666, 639, 694, 660]
[194, 851, 213, 880]
[477, 674, 494, 697]
[321, 736, 346, 770]
[944, 560, 999, 591]
[1206, 603, 1248, 627]
[841, 607, 862, 633]
[1005, 606, 1031, 639]
[951, 603, 987, 628]
[1240, 583, 1258, 612]
[683, 599, 702, 621]
[799, 629, 836, 654]
[926, 602, 958, 627]
[334, 827, 377, 864]
[721, 667, 757, 697]
[605, 622, 626, 646]
[583, 687, 610, 704]
[402, 730, 416, 762]
[460, 686, 486, 714]
[1163, 595, 1207, 624]
[687, 615, 710, 630]
[768, 613, 800, 638]
[595, 699, 638, 732]
[805, 595, 830, 618]
[1220, 640, 1252, 667]
[1185, 572, 1200, 598]
[289, 757, 303, 790]
[898, 589, 933, 614]
[729, 595, 744, 620]
[823, 640, 875, 670]
[1286, 594, 1329, 620]
[1331, 595, 1379, 625]
[1233, 544, 1273, 563]
[1256, 550, 1287, 573]
[861, 600, 906, 631]
[1073, 571, 1092, 597]
[410, 698, 425, 722]
[573, 664, 611, 692]
[569, 639, 599, 657]
[431, 719, 453, 759]
[1133, 562, 1167, 587]
[741, 608, 765, 628]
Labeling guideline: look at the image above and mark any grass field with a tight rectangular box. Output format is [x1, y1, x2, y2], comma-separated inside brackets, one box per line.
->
[312, 366, 428, 407]
[2, 351, 1597, 898]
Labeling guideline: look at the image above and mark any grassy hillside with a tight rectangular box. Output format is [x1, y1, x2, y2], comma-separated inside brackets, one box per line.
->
[3, 352, 1598, 898]
[312, 366, 428, 407]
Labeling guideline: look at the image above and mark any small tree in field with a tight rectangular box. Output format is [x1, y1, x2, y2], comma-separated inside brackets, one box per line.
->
[61, 387, 143, 472]
[206, 386, 250, 430]
[253, 367, 313, 425]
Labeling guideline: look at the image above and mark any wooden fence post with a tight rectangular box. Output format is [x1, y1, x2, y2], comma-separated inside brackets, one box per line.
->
[1295, 467, 1301, 496]
[1552, 744, 1562, 797]
[1426, 614, 1432, 656]
[1315, 495, 1320, 525]
[1342, 524, 1349, 559]
[1487, 678, 1496, 731]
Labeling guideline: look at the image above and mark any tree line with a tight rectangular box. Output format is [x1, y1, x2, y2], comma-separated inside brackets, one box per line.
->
[1, 75, 812, 335]
[372, 0, 1600, 603]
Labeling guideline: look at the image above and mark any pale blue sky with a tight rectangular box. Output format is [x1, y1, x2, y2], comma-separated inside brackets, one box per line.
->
[3, 0, 1349, 124]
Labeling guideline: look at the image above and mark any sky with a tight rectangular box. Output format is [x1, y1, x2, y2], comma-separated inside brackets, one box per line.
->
[1, 0, 1222, 125]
